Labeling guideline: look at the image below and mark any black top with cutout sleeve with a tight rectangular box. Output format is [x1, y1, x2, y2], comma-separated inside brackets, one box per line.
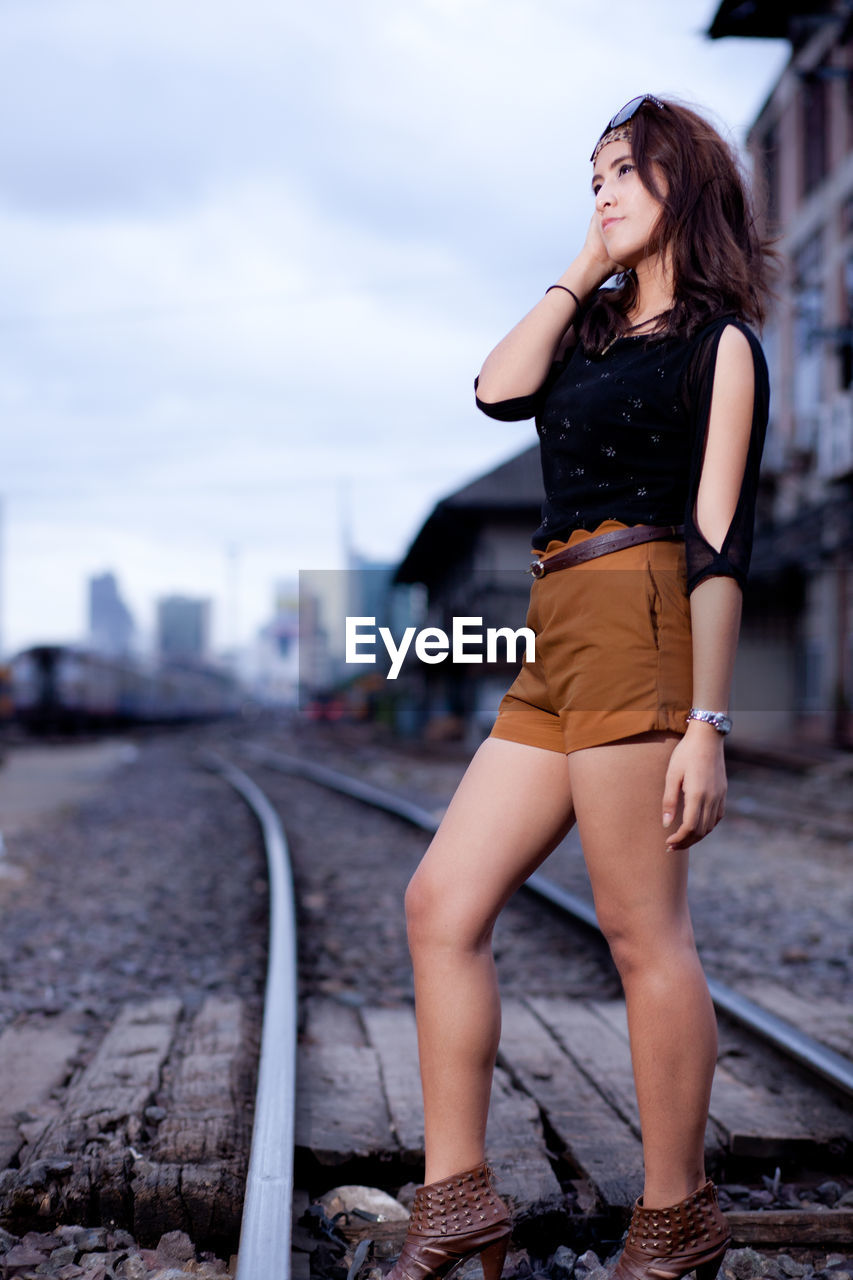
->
[474, 315, 769, 594]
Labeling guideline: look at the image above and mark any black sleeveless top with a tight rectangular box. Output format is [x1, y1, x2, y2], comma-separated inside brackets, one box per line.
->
[474, 315, 769, 595]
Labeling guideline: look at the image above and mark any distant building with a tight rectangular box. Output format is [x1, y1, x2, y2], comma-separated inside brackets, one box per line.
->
[396, 448, 543, 595]
[709, 0, 853, 746]
[251, 582, 300, 705]
[297, 578, 333, 697]
[395, 448, 542, 741]
[88, 572, 135, 656]
[156, 595, 210, 661]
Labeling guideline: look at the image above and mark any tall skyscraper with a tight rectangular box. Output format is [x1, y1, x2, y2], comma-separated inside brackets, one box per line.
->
[89, 572, 135, 656]
[157, 595, 211, 661]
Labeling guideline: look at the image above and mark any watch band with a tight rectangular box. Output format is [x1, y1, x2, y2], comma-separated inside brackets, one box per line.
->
[687, 707, 733, 735]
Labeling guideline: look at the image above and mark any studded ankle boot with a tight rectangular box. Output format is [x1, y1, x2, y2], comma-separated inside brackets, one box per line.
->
[611, 1179, 730, 1280]
[386, 1162, 512, 1280]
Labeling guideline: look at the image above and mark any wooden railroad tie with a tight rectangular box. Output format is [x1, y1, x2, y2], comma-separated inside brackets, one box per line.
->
[295, 994, 853, 1234]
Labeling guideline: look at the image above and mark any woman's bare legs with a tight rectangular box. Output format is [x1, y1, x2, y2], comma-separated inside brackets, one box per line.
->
[406, 727, 716, 1205]
[404, 737, 576, 1184]
[567, 730, 718, 1208]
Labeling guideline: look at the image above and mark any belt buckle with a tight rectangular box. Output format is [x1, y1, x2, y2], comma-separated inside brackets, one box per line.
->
[528, 560, 545, 578]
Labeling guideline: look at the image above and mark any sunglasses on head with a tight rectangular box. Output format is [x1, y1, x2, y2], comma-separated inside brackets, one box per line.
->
[590, 94, 667, 162]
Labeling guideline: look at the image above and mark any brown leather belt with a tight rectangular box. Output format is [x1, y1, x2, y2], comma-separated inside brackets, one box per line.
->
[528, 524, 685, 578]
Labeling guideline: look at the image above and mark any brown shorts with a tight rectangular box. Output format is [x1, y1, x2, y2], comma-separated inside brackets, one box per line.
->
[490, 519, 693, 755]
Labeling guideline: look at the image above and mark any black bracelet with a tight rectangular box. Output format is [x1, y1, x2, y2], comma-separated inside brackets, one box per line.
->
[545, 284, 581, 308]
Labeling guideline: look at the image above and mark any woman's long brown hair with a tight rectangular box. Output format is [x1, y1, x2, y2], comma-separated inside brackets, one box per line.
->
[579, 98, 777, 354]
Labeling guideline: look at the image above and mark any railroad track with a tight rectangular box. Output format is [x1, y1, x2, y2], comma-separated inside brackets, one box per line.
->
[1, 729, 848, 1279]
[199, 753, 298, 1280]
[234, 739, 853, 1100]
[225, 736, 853, 1261]
[0, 735, 296, 1280]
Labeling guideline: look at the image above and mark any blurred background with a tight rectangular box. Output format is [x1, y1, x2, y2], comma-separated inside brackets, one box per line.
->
[1, 0, 851, 750]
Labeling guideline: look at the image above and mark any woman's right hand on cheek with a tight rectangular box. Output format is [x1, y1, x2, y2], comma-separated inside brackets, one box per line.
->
[577, 210, 624, 284]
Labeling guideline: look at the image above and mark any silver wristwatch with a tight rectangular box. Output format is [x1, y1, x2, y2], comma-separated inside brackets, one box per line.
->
[687, 707, 733, 735]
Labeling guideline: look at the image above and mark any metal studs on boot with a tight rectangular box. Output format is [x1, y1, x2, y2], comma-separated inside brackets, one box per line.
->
[611, 1178, 731, 1280]
[386, 1162, 512, 1280]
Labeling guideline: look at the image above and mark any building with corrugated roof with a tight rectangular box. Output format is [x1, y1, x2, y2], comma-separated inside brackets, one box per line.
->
[393, 447, 542, 740]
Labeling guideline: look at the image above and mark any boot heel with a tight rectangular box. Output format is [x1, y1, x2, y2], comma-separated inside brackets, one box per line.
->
[479, 1237, 509, 1280]
[610, 1181, 730, 1280]
[386, 1163, 511, 1280]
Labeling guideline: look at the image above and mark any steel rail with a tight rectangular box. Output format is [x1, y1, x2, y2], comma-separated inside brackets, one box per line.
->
[241, 741, 853, 1101]
[200, 750, 298, 1280]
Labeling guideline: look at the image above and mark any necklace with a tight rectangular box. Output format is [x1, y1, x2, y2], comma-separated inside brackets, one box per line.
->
[600, 309, 670, 357]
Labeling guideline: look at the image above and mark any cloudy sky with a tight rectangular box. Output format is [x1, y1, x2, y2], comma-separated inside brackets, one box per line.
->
[0, 0, 789, 657]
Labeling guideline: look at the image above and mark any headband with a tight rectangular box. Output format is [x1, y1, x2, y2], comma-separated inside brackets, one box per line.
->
[591, 123, 633, 166]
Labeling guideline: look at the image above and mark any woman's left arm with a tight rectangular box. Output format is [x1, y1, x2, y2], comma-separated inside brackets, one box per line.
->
[662, 325, 756, 852]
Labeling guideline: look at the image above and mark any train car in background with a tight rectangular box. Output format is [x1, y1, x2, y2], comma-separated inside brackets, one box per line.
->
[0, 663, 13, 761]
[9, 645, 241, 734]
[0, 663, 13, 725]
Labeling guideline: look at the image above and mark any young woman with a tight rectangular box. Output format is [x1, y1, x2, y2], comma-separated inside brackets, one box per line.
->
[387, 95, 772, 1280]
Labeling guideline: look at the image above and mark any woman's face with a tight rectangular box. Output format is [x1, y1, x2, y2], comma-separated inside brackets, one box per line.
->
[591, 138, 666, 269]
